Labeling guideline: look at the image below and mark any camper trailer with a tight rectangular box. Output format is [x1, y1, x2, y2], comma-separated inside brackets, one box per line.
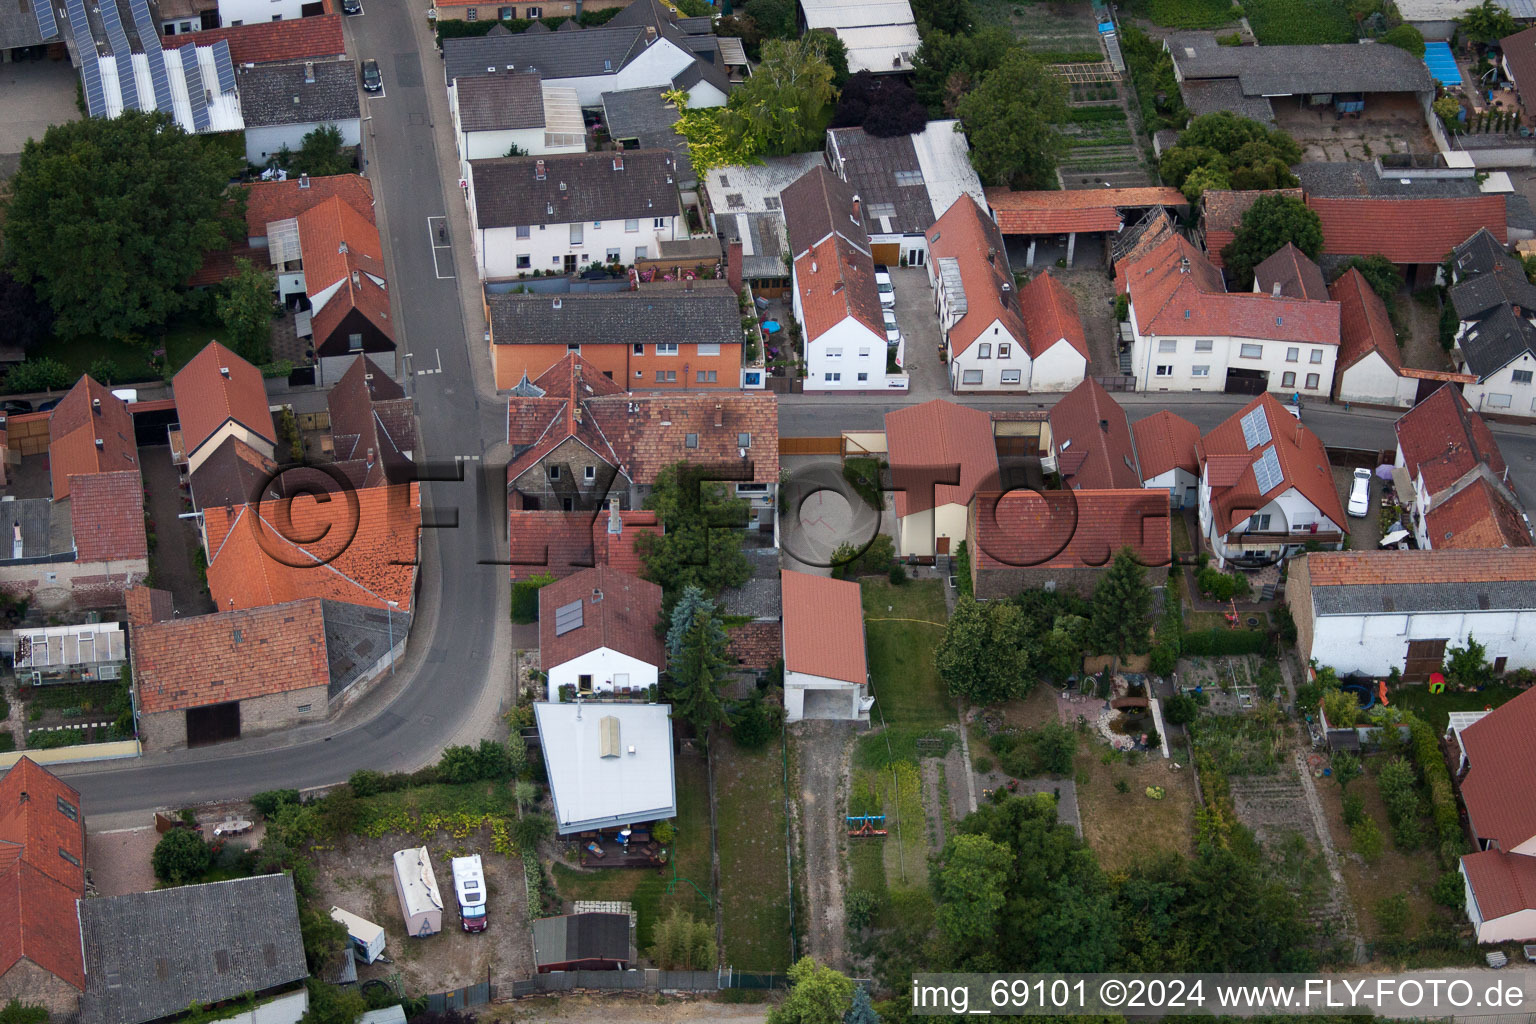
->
[329, 906, 387, 964]
[392, 847, 444, 937]
[450, 854, 489, 933]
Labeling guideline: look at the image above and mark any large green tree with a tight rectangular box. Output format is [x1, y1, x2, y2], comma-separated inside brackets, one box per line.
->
[217, 258, 277, 364]
[1088, 548, 1152, 671]
[1157, 111, 1301, 201]
[1220, 192, 1324, 290]
[1458, 0, 1518, 43]
[768, 958, 856, 1024]
[933, 596, 1035, 705]
[716, 36, 838, 157]
[912, 26, 1013, 116]
[637, 462, 753, 603]
[151, 828, 211, 884]
[1334, 254, 1403, 303]
[3, 109, 242, 339]
[666, 588, 732, 737]
[912, 0, 974, 36]
[932, 832, 1011, 950]
[278, 124, 355, 177]
[956, 49, 1068, 190]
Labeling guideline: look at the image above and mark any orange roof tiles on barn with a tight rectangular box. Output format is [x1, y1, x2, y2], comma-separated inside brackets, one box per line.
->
[1330, 266, 1403, 375]
[1394, 384, 1507, 495]
[1424, 476, 1533, 550]
[1307, 195, 1507, 264]
[70, 470, 148, 563]
[47, 376, 139, 501]
[984, 186, 1187, 235]
[1017, 272, 1088, 360]
[1132, 409, 1201, 481]
[1201, 189, 1303, 268]
[0, 757, 86, 992]
[926, 196, 1028, 358]
[172, 342, 277, 461]
[538, 566, 665, 671]
[131, 600, 330, 714]
[780, 570, 866, 684]
[1197, 393, 1346, 534]
[1462, 849, 1536, 921]
[203, 481, 421, 613]
[180, 15, 346, 65]
[885, 399, 998, 517]
[1304, 547, 1536, 588]
[970, 488, 1171, 570]
[1459, 684, 1536, 852]
[126, 585, 176, 626]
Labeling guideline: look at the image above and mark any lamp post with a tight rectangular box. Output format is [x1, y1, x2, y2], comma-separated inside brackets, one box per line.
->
[387, 600, 399, 674]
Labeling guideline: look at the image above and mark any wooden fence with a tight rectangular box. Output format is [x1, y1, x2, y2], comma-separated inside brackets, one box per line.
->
[778, 437, 842, 456]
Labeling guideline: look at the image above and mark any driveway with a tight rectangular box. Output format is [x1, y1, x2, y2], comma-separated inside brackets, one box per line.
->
[0, 58, 79, 158]
[888, 266, 948, 397]
[778, 454, 885, 575]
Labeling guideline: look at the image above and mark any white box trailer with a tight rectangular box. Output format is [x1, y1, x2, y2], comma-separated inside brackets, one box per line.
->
[392, 847, 443, 937]
[329, 906, 387, 964]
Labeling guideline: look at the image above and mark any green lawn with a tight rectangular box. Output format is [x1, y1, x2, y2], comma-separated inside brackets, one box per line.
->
[20, 681, 129, 713]
[715, 734, 792, 971]
[1389, 683, 1525, 734]
[1243, 0, 1355, 43]
[861, 580, 954, 728]
[1128, 0, 1239, 28]
[551, 754, 713, 952]
[30, 314, 227, 386]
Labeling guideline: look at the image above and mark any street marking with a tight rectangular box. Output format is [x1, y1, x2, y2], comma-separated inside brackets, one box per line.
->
[455, 454, 482, 462]
[428, 216, 454, 280]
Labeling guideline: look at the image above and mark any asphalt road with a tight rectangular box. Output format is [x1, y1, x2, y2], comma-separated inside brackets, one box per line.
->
[57, 4, 510, 820]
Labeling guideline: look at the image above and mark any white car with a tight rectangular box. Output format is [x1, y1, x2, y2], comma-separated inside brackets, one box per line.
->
[874, 266, 895, 308]
[1347, 468, 1372, 518]
[883, 309, 901, 344]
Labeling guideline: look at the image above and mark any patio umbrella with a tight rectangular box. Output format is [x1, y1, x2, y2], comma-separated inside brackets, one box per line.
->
[1380, 529, 1411, 547]
[1374, 464, 1396, 481]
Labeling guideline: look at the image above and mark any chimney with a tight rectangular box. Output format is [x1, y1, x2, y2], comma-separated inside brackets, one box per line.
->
[608, 495, 622, 535]
[810, 260, 818, 274]
[727, 239, 744, 292]
[94, 438, 104, 450]
[351, 270, 361, 288]
[851, 194, 861, 222]
[304, 61, 315, 83]
[299, 173, 310, 189]
[535, 159, 546, 181]
[92, 397, 101, 414]
[366, 447, 375, 468]
[12, 522, 21, 560]
[714, 403, 723, 427]
[613, 154, 624, 172]
[987, 248, 996, 265]
[1179, 257, 1190, 274]
[592, 587, 604, 603]
[1272, 280, 1281, 298]
[574, 404, 583, 424]
[1098, 420, 1108, 432]
[553, 297, 563, 310]
[219, 366, 231, 378]
[645, 24, 656, 42]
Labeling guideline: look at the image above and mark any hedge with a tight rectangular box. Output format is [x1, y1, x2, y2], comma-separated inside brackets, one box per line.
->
[1407, 714, 1463, 864]
[1180, 628, 1268, 656]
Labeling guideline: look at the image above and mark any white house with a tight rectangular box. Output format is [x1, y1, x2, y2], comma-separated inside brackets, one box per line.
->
[1117, 213, 1341, 397]
[797, 0, 919, 74]
[1133, 409, 1202, 509]
[1197, 395, 1348, 568]
[1329, 267, 1420, 408]
[235, 59, 361, 167]
[216, 0, 310, 25]
[780, 570, 870, 722]
[1452, 684, 1536, 942]
[533, 701, 677, 835]
[1017, 274, 1089, 392]
[466, 150, 684, 278]
[538, 567, 664, 701]
[781, 165, 900, 391]
[1445, 228, 1536, 416]
[926, 195, 1031, 392]
[449, 70, 586, 172]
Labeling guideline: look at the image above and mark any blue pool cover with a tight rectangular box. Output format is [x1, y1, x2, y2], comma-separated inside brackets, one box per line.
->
[1424, 42, 1460, 88]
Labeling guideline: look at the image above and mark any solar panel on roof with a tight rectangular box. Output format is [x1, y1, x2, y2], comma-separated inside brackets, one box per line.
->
[145, 45, 173, 112]
[33, 0, 59, 42]
[99, 0, 130, 56]
[128, 0, 158, 47]
[1239, 406, 1271, 450]
[211, 39, 236, 93]
[1252, 445, 1282, 495]
[79, 52, 107, 118]
[553, 599, 584, 636]
[180, 43, 211, 132]
[115, 53, 141, 112]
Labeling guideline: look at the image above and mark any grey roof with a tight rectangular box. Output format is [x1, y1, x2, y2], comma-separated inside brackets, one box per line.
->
[781, 164, 869, 259]
[189, 435, 280, 512]
[557, 16, 584, 30]
[323, 598, 412, 700]
[826, 127, 935, 236]
[1458, 301, 1536, 377]
[601, 88, 694, 184]
[1507, 193, 1536, 232]
[456, 70, 545, 131]
[532, 913, 631, 967]
[78, 874, 307, 1024]
[676, 15, 714, 33]
[705, 152, 825, 214]
[470, 149, 679, 228]
[444, 25, 646, 84]
[489, 282, 740, 346]
[1450, 270, 1536, 320]
[1454, 226, 1523, 278]
[1165, 32, 1434, 96]
[1180, 78, 1275, 122]
[237, 60, 360, 128]
[1254, 242, 1329, 300]
[1294, 161, 1483, 198]
[671, 56, 731, 98]
[0, 0, 47, 49]
[726, 211, 790, 279]
[0, 496, 72, 565]
[1314, 579, 1536, 616]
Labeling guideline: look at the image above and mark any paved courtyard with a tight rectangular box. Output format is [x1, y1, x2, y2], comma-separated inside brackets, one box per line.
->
[0, 58, 79, 160]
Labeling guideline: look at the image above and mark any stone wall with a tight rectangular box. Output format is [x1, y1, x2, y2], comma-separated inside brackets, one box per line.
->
[0, 959, 81, 1019]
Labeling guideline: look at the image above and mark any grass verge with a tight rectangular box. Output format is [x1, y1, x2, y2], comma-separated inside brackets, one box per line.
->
[1389, 683, 1523, 733]
[715, 733, 792, 971]
[861, 579, 953, 728]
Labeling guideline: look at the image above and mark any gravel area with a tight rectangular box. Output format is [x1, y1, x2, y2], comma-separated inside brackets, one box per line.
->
[86, 827, 161, 897]
[787, 719, 853, 970]
[1056, 268, 1120, 377]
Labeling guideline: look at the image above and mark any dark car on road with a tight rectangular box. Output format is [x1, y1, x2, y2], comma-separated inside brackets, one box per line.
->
[361, 58, 382, 92]
[341, 0, 361, 12]
[0, 400, 32, 416]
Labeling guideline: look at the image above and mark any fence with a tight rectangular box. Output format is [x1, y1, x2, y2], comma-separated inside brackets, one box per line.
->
[778, 436, 842, 456]
[1092, 375, 1136, 392]
[510, 970, 734, 997]
[425, 981, 494, 1011]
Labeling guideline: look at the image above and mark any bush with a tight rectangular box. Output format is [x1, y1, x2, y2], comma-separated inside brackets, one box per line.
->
[1163, 693, 1199, 725]
[1341, 792, 1365, 828]
[1432, 870, 1465, 911]
[6, 358, 73, 393]
[0, 1002, 49, 1024]
[1196, 565, 1250, 601]
[653, 819, 676, 845]
[251, 789, 302, 819]
[151, 828, 211, 884]
[348, 770, 384, 797]
[846, 889, 883, 933]
[1350, 815, 1384, 861]
[1180, 628, 1267, 656]
[831, 532, 896, 579]
[888, 563, 907, 586]
[731, 695, 781, 750]
[1148, 643, 1178, 678]
[511, 573, 556, 624]
[1378, 756, 1424, 850]
[974, 755, 993, 773]
[512, 813, 553, 850]
[438, 740, 515, 784]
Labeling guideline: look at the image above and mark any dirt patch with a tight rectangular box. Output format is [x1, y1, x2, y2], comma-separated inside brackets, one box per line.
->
[309, 832, 533, 994]
[87, 827, 161, 897]
[1057, 269, 1120, 377]
[788, 720, 852, 970]
[142, 444, 215, 616]
[501, 995, 773, 1023]
[1398, 289, 1453, 374]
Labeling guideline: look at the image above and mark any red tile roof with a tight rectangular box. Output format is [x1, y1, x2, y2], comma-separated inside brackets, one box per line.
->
[794, 235, 885, 343]
[126, 585, 176, 626]
[203, 481, 421, 613]
[970, 488, 1171, 569]
[1460, 684, 1536, 852]
[1016, 271, 1088, 360]
[780, 570, 866, 684]
[508, 509, 662, 581]
[1331, 267, 1403, 376]
[172, 342, 277, 461]
[538, 567, 664, 671]
[131, 599, 330, 714]
[985, 186, 1187, 235]
[180, 15, 346, 65]
[1423, 475, 1532, 550]
[47, 376, 139, 501]
[0, 757, 86, 992]
[70, 470, 149, 563]
[1394, 384, 1506, 495]
[1308, 195, 1507, 264]
[1196, 393, 1347, 534]
[1118, 220, 1339, 345]
[1462, 849, 1536, 922]
[885, 399, 997, 517]
[926, 196, 1028, 357]
[1132, 409, 1201, 481]
[1305, 547, 1536, 587]
[1201, 189, 1303, 268]
[1048, 378, 1142, 490]
[1253, 242, 1329, 301]
[244, 175, 375, 239]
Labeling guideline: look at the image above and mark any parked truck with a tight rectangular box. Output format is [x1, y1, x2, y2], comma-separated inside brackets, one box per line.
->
[450, 854, 488, 933]
[329, 906, 387, 964]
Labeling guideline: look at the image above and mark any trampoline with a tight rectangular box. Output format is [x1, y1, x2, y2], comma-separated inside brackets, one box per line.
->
[1424, 42, 1460, 89]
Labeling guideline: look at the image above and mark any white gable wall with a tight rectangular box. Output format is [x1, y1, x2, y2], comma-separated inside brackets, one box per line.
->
[1462, 350, 1536, 417]
[1335, 351, 1416, 408]
[947, 317, 1029, 392]
[1029, 338, 1087, 392]
[545, 647, 659, 701]
[246, 118, 361, 167]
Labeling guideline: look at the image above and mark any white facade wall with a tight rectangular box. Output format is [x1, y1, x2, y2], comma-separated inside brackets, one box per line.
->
[800, 313, 889, 391]
[218, 0, 305, 24]
[1461, 862, 1536, 944]
[1307, 606, 1536, 677]
[895, 503, 968, 558]
[1128, 310, 1338, 396]
[1029, 339, 1088, 392]
[1144, 467, 1199, 509]
[1336, 352, 1416, 408]
[447, 86, 587, 170]
[545, 647, 659, 701]
[947, 317, 1030, 392]
[783, 669, 864, 722]
[871, 230, 928, 266]
[472, 216, 681, 279]
[1461, 349, 1536, 418]
[245, 119, 361, 166]
[1200, 476, 1342, 568]
[549, 41, 700, 107]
